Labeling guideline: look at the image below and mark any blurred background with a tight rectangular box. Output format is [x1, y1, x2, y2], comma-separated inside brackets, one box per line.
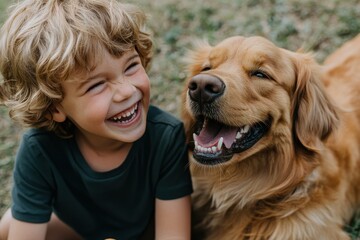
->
[0, 0, 359, 237]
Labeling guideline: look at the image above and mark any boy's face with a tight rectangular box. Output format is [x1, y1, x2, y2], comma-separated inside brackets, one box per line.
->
[53, 49, 150, 145]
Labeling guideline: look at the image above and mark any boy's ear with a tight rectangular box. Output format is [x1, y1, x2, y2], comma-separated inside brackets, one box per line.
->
[48, 104, 67, 123]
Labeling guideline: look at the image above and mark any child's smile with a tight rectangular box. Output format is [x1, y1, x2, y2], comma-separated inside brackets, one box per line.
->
[107, 102, 139, 124]
[53, 49, 150, 147]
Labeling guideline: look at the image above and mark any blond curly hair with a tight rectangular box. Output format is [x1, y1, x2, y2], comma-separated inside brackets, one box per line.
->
[0, 0, 153, 137]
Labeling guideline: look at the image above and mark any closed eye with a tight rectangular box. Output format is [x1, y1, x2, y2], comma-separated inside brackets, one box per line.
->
[126, 62, 139, 71]
[125, 60, 141, 76]
[86, 81, 105, 93]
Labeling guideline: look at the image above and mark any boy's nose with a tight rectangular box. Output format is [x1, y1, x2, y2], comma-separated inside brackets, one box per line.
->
[112, 82, 136, 102]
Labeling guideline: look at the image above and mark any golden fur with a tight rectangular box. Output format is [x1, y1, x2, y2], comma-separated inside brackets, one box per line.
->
[181, 35, 360, 240]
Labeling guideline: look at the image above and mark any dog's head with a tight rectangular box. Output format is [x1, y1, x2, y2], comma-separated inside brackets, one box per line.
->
[181, 36, 338, 167]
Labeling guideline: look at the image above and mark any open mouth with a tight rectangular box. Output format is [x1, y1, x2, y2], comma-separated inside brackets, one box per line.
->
[108, 102, 139, 124]
[192, 116, 271, 165]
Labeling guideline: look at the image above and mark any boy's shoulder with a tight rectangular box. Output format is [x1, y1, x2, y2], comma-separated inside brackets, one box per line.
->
[17, 128, 71, 164]
[22, 128, 67, 144]
[147, 105, 182, 128]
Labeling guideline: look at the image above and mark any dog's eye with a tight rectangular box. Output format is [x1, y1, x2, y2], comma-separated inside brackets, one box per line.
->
[251, 70, 270, 79]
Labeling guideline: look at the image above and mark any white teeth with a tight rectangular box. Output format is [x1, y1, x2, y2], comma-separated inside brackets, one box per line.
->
[241, 125, 250, 133]
[193, 135, 223, 154]
[236, 132, 242, 139]
[211, 146, 217, 153]
[193, 124, 252, 154]
[217, 137, 223, 150]
[235, 125, 250, 140]
[110, 104, 137, 122]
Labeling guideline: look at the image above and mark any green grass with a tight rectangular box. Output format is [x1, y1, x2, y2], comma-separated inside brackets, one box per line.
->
[0, 0, 360, 238]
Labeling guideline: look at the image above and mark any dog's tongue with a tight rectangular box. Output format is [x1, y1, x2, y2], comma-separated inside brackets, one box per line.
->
[197, 119, 238, 148]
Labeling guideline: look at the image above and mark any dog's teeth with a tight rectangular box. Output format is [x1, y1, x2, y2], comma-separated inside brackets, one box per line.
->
[217, 137, 224, 150]
[193, 133, 224, 154]
[212, 146, 217, 153]
[241, 125, 250, 133]
[236, 132, 242, 139]
[244, 125, 250, 132]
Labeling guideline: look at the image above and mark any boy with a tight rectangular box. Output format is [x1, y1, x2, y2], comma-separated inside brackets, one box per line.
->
[0, 0, 193, 239]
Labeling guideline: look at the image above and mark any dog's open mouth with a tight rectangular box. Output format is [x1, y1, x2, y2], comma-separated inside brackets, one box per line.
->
[192, 116, 271, 165]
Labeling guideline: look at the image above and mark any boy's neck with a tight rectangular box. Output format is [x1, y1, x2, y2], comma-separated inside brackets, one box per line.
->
[75, 131, 133, 172]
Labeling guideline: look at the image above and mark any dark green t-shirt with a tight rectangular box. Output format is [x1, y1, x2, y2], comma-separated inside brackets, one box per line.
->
[11, 105, 193, 240]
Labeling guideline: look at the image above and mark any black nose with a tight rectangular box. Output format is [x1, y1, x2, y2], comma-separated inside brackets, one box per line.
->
[188, 74, 225, 104]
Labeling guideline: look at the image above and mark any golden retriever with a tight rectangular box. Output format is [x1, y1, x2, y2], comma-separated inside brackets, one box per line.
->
[181, 35, 360, 240]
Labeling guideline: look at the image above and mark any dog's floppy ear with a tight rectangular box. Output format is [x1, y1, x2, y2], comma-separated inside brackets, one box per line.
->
[291, 53, 339, 152]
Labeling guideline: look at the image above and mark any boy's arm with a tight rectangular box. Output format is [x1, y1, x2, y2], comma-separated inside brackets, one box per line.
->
[155, 196, 191, 240]
[8, 219, 47, 240]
